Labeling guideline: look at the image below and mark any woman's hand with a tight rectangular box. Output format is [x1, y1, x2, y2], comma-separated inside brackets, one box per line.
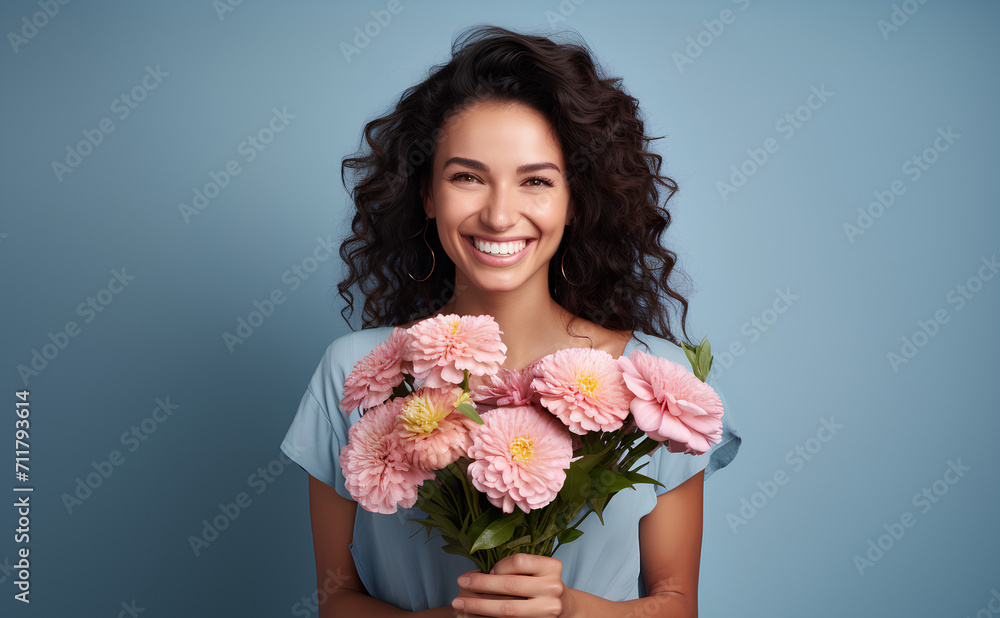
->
[451, 553, 573, 617]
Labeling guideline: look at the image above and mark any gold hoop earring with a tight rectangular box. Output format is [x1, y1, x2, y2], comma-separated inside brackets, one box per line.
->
[407, 217, 436, 282]
[560, 250, 578, 286]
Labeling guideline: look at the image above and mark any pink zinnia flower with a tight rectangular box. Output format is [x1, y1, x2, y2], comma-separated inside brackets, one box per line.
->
[616, 349, 724, 455]
[339, 399, 434, 514]
[396, 387, 477, 471]
[467, 405, 573, 514]
[403, 314, 507, 389]
[531, 348, 633, 434]
[340, 328, 412, 414]
[470, 367, 535, 407]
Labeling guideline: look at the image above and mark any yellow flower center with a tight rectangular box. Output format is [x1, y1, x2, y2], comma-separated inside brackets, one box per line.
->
[400, 395, 448, 435]
[509, 437, 534, 463]
[449, 318, 460, 335]
[576, 372, 599, 397]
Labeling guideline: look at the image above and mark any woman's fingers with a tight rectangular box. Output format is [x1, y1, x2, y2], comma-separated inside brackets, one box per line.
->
[490, 553, 560, 577]
[453, 556, 567, 617]
[459, 572, 560, 598]
[452, 594, 562, 618]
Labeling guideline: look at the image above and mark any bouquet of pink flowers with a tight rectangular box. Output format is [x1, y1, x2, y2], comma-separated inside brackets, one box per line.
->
[338, 314, 724, 573]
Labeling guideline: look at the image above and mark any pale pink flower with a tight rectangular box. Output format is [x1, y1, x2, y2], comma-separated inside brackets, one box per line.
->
[470, 367, 535, 407]
[467, 405, 573, 514]
[616, 349, 724, 455]
[403, 314, 507, 388]
[396, 387, 478, 471]
[339, 399, 434, 514]
[340, 328, 412, 414]
[530, 348, 633, 434]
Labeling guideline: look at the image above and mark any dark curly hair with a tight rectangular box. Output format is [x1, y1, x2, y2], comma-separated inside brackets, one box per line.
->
[337, 25, 693, 346]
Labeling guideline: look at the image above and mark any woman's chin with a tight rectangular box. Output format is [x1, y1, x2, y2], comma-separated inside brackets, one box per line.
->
[455, 266, 554, 296]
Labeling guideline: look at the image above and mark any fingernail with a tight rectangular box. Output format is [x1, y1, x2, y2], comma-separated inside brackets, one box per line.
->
[452, 598, 465, 609]
[458, 576, 470, 586]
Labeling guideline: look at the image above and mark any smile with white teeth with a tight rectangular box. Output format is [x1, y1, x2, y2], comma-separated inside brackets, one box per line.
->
[471, 237, 527, 256]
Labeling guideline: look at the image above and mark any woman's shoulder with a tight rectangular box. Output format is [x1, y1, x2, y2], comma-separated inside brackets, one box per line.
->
[305, 327, 398, 391]
[302, 326, 398, 416]
[323, 326, 398, 369]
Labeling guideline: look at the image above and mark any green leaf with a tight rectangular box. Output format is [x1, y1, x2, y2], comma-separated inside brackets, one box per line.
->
[470, 511, 525, 553]
[630, 460, 651, 475]
[415, 495, 453, 517]
[500, 535, 532, 552]
[589, 468, 637, 500]
[430, 468, 463, 490]
[467, 510, 500, 548]
[406, 517, 434, 533]
[682, 338, 715, 382]
[695, 338, 713, 382]
[622, 470, 666, 490]
[536, 518, 559, 543]
[629, 436, 661, 461]
[426, 513, 462, 540]
[420, 478, 444, 498]
[590, 495, 609, 525]
[441, 543, 472, 559]
[559, 463, 592, 505]
[415, 486, 450, 516]
[682, 342, 698, 370]
[557, 528, 584, 545]
[447, 462, 468, 484]
[455, 401, 483, 424]
[457, 528, 471, 552]
[570, 454, 604, 474]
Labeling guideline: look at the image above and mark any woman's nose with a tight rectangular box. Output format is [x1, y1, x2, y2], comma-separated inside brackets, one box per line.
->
[481, 184, 518, 231]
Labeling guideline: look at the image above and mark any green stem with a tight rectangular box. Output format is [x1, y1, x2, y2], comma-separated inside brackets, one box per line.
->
[453, 460, 501, 570]
[619, 435, 655, 471]
[435, 470, 463, 515]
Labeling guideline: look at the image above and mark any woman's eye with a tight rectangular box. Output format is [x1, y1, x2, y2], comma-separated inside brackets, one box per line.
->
[449, 174, 553, 186]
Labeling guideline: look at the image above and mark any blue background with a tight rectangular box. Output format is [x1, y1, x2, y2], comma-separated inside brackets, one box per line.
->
[1, 1, 998, 616]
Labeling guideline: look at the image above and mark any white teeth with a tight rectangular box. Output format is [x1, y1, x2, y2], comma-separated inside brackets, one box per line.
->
[472, 237, 526, 256]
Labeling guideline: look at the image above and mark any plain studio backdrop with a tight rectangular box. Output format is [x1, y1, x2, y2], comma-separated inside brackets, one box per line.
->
[1, 1, 998, 616]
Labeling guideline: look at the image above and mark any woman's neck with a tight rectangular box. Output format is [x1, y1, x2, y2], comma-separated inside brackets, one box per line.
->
[436, 277, 586, 372]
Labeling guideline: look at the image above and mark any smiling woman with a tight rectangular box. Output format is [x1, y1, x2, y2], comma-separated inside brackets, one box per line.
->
[336, 27, 693, 345]
[281, 24, 740, 618]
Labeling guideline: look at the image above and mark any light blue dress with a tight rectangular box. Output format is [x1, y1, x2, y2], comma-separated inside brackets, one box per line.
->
[280, 326, 741, 612]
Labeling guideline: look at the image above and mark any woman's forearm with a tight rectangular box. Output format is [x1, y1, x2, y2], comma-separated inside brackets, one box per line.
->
[565, 587, 696, 618]
[322, 589, 454, 618]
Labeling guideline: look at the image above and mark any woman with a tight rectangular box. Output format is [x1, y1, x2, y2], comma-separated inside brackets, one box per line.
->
[281, 25, 740, 617]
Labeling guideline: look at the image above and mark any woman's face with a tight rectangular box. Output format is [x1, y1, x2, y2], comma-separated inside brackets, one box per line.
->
[423, 100, 573, 296]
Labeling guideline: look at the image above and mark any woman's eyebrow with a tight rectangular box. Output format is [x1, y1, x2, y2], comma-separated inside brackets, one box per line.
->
[443, 156, 487, 171]
[442, 157, 562, 174]
[517, 162, 561, 174]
